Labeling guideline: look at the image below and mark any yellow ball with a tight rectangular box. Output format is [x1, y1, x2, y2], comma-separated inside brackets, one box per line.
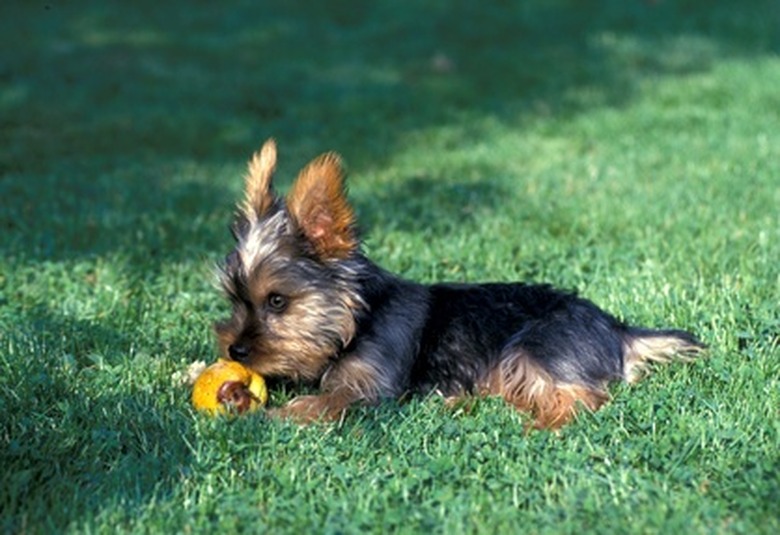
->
[191, 360, 268, 415]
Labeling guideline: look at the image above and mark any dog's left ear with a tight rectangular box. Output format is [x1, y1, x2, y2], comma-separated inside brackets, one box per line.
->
[287, 152, 357, 260]
[241, 138, 278, 221]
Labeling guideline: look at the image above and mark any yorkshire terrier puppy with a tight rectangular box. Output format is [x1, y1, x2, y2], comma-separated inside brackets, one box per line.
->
[215, 139, 704, 428]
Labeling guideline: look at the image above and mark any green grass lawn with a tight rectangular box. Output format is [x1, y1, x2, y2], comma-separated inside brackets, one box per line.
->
[1, 1, 778, 533]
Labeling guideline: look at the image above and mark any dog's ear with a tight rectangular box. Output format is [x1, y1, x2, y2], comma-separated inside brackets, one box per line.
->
[241, 138, 278, 220]
[286, 152, 357, 260]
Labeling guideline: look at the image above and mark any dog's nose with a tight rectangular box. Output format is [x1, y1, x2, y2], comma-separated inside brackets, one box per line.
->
[228, 344, 251, 362]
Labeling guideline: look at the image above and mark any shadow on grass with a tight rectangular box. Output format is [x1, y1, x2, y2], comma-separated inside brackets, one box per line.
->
[0, 310, 199, 532]
[1, 3, 777, 530]
[0, 160, 234, 264]
[356, 167, 512, 235]
[3, 395, 195, 532]
[1, 0, 778, 265]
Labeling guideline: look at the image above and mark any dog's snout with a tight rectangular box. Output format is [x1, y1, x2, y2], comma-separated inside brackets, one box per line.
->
[228, 344, 251, 362]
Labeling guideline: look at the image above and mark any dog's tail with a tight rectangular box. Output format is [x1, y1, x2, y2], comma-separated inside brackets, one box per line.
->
[622, 328, 706, 383]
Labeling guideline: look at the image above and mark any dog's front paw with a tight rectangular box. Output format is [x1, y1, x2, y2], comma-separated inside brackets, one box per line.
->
[268, 394, 348, 424]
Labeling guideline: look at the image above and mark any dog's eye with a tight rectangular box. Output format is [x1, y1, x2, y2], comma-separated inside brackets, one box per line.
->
[266, 293, 288, 313]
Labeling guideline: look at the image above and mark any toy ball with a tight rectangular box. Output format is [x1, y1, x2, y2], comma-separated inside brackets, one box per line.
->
[191, 360, 268, 415]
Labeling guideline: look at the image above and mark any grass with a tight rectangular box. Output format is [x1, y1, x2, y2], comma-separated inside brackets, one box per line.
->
[1, 0, 778, 533]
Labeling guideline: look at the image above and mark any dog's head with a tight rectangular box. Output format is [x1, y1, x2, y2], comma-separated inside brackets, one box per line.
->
[215, 140, 364, 382]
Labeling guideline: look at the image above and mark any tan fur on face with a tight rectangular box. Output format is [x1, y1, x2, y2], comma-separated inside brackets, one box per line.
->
[217, 244, 364, 383]
[286, 152, 357, 259]
[482, 351, 609, 429]
[261, 290, 358, 381]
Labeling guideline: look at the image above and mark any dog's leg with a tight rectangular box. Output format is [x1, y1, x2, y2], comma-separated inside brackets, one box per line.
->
[270, 391, 356, 424]
[270, 354, 394, 423]
[483, 350, 609, 429]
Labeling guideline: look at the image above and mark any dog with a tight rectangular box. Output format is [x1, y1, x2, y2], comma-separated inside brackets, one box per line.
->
[214, 139, 705, 428]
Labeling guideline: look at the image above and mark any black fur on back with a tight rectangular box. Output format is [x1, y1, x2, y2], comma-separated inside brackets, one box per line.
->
[346, 260, 664, 399]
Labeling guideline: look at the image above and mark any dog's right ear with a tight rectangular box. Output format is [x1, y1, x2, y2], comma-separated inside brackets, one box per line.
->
[241, 138, 277, 221]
